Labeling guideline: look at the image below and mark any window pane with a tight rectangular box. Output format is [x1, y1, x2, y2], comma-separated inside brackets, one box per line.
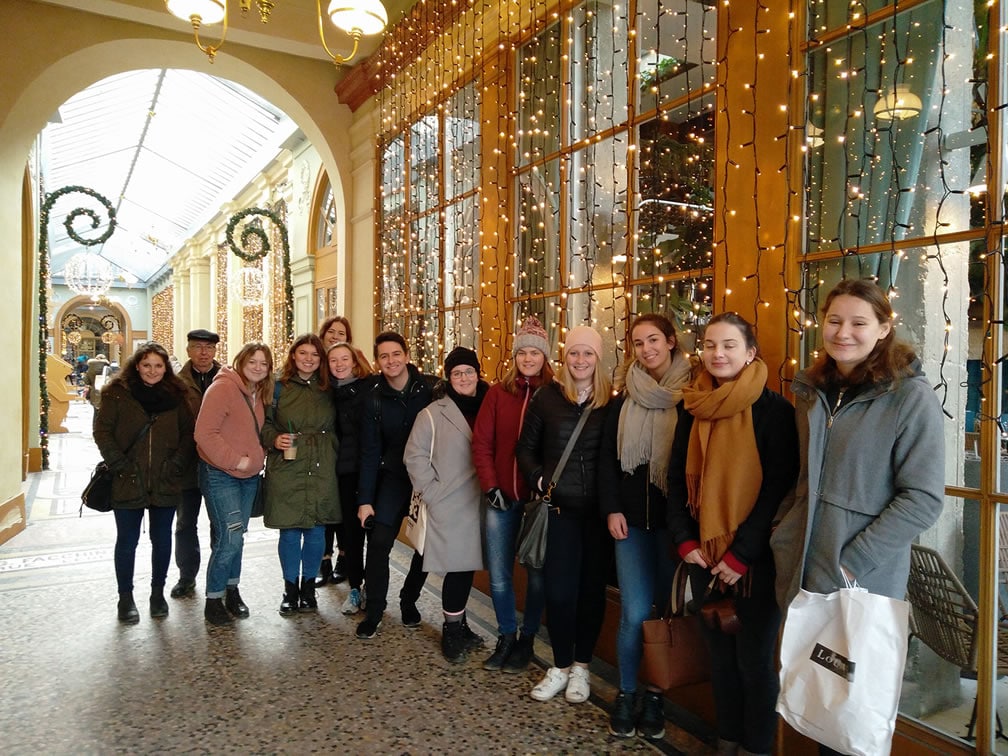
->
[566, 289, 626, 379]
[568, 132, 628, 288]
[517, 20, 562, 165]
[635, 106, 714, 279]
[569, 0, 629, 142]
[410, 116, 440, 214]
[805, 0, 983, 252]
[444, 307, 480, 355]
[633, 277, 712, 353]
[382, 136, 406, 216]
[445, 81, 480, 200]
[410, 213, 440, 315]
[516, 158, 562, 296]
[444, 193, 479, 309]
[635, 0, 717, 115]
[378, 209, 406, 332]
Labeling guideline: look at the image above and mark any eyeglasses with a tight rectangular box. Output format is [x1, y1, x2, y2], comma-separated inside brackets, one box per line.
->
[450, 367, 477, 379]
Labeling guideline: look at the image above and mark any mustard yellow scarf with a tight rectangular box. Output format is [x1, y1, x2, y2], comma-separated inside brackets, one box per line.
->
[681, 358, 767, 565]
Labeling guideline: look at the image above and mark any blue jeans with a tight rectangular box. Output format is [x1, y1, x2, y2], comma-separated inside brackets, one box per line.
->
[614, 526, 677, 692]
[200, 462, 257, 598]
[278, 525, 325, 583]
[114, 507, 176, 594]
[485, 502, 545, 637]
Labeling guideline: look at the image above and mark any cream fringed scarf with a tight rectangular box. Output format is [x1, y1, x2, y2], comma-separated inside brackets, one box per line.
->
[682, 358, 767, 566]
[617, 352, 692, 494]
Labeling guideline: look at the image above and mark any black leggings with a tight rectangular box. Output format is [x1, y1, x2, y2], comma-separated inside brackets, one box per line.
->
[442, 571, 474, 614]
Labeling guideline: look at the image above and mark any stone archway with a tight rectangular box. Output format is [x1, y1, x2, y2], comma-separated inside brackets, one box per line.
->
[0, 0, 363, 540]
[53, 295, 134, 366]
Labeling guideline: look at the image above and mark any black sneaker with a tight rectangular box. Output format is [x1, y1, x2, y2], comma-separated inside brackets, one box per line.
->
[169, 579, 196, 599]
[483, 633, 517, 671]
[459, 620, 485, 651]
[401, 602, 421, 628]
[637, 690, 666, 740]
[204, 597, 234, 627]
[608, 691, 636, 738]
[501, 632, 534, 673]
[356, 615, 382, 639]
[117, 593, 140, 624]
[441, 622, 467, 664]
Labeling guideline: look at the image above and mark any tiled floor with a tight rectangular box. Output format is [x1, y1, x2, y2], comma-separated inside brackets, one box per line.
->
[0, 401, 714, 755]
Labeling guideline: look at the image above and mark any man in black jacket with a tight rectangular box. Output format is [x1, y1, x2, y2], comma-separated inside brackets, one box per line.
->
[355, 332, 433, 639]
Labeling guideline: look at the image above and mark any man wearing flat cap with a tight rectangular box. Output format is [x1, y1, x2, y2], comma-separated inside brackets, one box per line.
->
[169, 328, 222, 599]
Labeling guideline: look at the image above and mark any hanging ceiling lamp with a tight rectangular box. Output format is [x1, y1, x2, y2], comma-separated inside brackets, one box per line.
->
[164, 0, 388, 65]
[874, 84, 922, 121]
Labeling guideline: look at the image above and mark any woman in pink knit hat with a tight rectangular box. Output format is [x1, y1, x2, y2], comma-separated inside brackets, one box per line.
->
[472, 316, 554, 673]
[515, 323, 612, 704]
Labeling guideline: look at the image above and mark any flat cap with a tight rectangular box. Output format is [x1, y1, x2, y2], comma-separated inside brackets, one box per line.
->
[186, 329, 220, 344]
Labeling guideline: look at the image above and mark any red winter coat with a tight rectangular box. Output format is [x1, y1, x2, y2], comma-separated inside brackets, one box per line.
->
[471, 376, 542, 502]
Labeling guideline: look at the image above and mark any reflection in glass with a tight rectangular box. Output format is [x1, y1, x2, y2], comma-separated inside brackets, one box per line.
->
[569, 0, 628, 143]
[516, 159, 562, 296]
[568, 133, 628, 289]
[445, 81, 480, 200]
[635, 0, 716, 115]
[516, 20, 562, 165]
[410, 116, 440, 214]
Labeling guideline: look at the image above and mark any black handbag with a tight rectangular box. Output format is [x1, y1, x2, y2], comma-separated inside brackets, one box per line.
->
[516, 406, 593, 569]
[80, 421, 151, 515]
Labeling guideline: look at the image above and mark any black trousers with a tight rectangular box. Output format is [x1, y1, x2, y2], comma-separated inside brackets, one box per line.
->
[363, 517, 427, 620]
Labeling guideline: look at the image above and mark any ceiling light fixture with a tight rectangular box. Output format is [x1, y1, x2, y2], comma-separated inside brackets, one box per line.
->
[873, 84, 922, 121]
[165, 0, 388, 65]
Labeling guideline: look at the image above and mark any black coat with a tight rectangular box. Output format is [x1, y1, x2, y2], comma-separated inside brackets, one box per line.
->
[597, 394, 667, 530]
[332, 374, 379, 476]
[357, 364, 434, 525]
[515, 382, 609, 515]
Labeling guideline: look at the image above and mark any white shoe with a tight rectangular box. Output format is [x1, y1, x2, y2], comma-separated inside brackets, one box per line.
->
[341, 588, 362, 615]
[565, 665, 590, 703]
[530, 667, 570, 701]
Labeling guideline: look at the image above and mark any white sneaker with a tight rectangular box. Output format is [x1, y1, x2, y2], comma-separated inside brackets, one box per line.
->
[565, 665, 590, 703]
[341, 588, 362, 615]
[530, 667, 570, 701]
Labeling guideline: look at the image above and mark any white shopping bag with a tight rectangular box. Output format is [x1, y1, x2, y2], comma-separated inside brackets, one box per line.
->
[777, 583, 910, 756]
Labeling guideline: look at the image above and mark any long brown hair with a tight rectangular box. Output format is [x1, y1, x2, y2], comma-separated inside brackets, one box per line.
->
[233, 342, 274, 406]
[614, 312, 681, 391]
[805, 279, 917, 388]
[318, 315, 353, 344]
[279, 333, 329, 390]
[108, 341, 190, 399]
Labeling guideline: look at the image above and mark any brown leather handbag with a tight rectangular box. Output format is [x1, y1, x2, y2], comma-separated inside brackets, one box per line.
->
[698, 578, 741, 635]
[639, 562, 711, 691]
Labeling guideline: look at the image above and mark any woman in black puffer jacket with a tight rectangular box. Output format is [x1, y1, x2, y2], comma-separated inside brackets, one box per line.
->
[515, 325, 611, 706]
[325, 341, 378, 615]
[93, 342, 198, 625]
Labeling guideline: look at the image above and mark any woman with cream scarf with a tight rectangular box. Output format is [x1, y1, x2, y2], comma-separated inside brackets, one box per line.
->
[667, 313, 799, 756]
[599, 313, 692, 740]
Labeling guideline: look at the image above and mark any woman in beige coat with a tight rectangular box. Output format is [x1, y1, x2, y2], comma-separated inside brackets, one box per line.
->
[404, 346, 488, 663]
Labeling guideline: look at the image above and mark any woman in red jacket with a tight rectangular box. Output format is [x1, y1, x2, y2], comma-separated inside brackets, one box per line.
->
[472, 316, 554, 673]
[194, 342, 273, 626]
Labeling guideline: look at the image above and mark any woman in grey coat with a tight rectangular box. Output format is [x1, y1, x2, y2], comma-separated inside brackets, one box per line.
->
[404, 347, 488, 663]
[771, 279, 945, 754]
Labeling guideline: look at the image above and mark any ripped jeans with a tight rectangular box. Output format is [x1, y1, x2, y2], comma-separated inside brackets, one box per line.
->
[200, 462, 258, 598]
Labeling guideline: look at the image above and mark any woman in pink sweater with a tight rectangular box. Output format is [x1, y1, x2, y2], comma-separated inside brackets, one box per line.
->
[194, 342, 274, 626]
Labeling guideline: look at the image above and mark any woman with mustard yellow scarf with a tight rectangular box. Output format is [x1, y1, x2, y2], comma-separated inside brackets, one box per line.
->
[667, 312, 799, 756]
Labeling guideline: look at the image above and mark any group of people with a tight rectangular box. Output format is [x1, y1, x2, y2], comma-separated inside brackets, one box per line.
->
[91, 279, 944, 755]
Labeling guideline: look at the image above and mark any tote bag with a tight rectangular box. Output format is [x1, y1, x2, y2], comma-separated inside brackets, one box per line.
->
[777, 583, 910, 756]
[640, 562, 710, 690]
[404, 409, 435, 554]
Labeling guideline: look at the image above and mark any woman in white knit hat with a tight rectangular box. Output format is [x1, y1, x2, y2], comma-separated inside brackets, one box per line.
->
[515, 324, 612, 704]
[472, 316, 554, 673]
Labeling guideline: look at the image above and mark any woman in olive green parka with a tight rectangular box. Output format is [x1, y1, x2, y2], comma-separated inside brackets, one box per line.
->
[262, 333, 340, 616]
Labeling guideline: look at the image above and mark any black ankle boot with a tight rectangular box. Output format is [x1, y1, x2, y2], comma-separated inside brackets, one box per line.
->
[332, 554, 347, 584]
[299, 577, 317, 612]
[501, 632, 535, 673]
[149, 589, 169, 618]
[225, 586, 250, 618]
[279, 580, 299, 617]
[442, 621, 467, 663]
[117, 592, 139, 624]
[483, 632, 517, 670]
[459, 614, 485, 651]
[204, 597, 233, 626]
[315, 557, 333, 587]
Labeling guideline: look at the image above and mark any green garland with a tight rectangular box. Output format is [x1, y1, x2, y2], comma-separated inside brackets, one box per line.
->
[37, 185, 117, 470]
[225, 206, 294, 346]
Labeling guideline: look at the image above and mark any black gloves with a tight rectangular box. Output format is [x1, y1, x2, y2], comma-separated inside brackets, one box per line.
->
[485, 487, 511, 511]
